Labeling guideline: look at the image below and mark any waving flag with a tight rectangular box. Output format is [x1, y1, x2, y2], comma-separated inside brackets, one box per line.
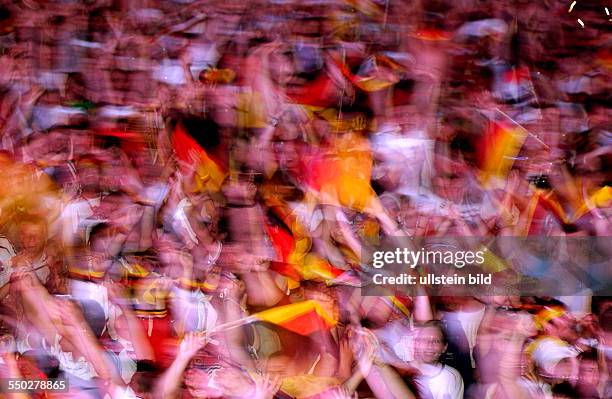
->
[493, 64, 536, 105]
[301, 133, 377, 212]
[172, 121, 227, 192]
[523, 189, 570, 236]
[335, 54, 403, 93]
[265, 222, 346, 285]
[253, 300, 337, 336]
[477, 111, 528, 188]
[572, 185, 611, 222]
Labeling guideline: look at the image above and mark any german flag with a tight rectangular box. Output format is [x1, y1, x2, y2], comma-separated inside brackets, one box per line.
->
[476, 113, 528, 188]
[253, 300, 337, 336]
[498, 65, 535, 104]
[523, 189, 570, 236]
[302, 133, 377, 212]
[385, 295, 411, 317]
[265, 221, 345, 285]
[171, 119, 227, 193]
[334, 54, 403, 93]
[265, 221, 304, 283]
[286, 74, 338, 109]
[572, 185, 611, 222]
[302, 254, 346, 283]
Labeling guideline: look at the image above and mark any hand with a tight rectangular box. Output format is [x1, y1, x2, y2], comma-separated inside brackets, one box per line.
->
[0, 336, 19, 377]
[252, 372, 281, 399]
[217, 273, 246, 302]
[179, 331, 209, 359]
[10, 254, 33, 269]
[9, 267, 36, 290]
[57, 299, 85, 329]
[222, 246, 269, 274]
[348, 326, 379, 376]
[337, 336, 353, 379]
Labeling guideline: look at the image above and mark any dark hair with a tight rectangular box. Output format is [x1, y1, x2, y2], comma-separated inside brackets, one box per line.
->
[600, 307, 612, 332]
[22, 350, 61, 378]
[551, 381, 578, 398]
[577, 350, 598, 364]
[136, 359, 160, 373]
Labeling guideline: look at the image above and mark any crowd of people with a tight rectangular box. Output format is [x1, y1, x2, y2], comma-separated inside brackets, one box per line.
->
[0, 0, 610, 398]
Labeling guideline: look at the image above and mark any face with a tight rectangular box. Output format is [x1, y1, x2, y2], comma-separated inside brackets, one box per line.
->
[276, 141, 300, 173]
[129, 371, 158, 399]
[432, 154, 469, 202]
[269, 52, 294, 86]
[18, 222, 46, 254]
[547, 314, 578, 343]
[578, 359, 599, 386]
[414, 326, 446, 364]
[158, 244, 192, 278]
[200, 195, 217, 221]
[433, 171, 467, 202]
[78, 162, 101, 192]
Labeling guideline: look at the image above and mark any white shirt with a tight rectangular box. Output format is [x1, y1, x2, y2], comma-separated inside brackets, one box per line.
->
[445, 305, 486, 367]
[415, 363, 464, 399]
[43, 334, 98, 381]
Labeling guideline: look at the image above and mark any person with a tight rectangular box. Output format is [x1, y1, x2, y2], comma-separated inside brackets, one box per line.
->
[0, 0, 609, 397]
[575, 351, 607, 399]
[521, 304, 582, 398]
[411, 321, 464, 399]
[0, 234, 16, 301]
[10, 216, 57, 290]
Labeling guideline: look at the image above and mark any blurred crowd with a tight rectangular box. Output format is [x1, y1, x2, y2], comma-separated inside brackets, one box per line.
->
[0, 0, 610, 398]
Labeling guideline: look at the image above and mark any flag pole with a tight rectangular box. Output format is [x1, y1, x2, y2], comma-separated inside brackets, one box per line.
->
[209, 315, 258, 334]
[494, 108, 549, 150]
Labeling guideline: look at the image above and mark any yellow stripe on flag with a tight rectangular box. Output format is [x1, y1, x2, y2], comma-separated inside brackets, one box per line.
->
[479, 121, 528, 188]
[572, 186, 611, 221]
[254, 300, 337, 329]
